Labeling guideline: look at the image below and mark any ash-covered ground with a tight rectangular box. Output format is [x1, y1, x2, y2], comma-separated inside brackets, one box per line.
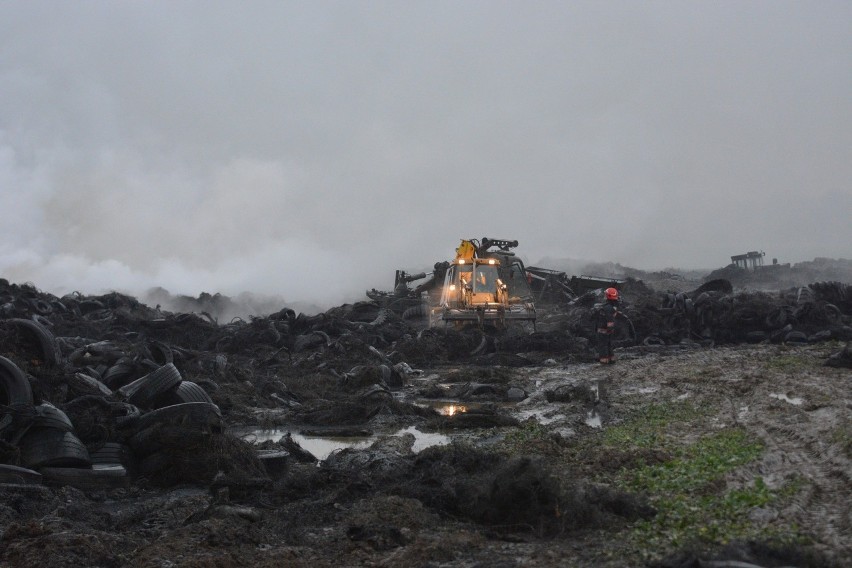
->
[0, 266, 850, 567]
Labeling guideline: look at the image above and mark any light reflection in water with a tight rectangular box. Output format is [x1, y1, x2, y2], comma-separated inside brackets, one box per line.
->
[243, 426, 449, 461]
[440, 404, 468, 416]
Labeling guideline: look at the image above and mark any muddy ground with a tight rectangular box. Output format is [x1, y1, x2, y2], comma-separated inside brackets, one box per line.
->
[0, 278, 850, 567]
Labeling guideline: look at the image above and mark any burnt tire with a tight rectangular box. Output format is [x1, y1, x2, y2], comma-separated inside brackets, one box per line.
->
[0, 464, 43, 485]
[19, 428, 91, 469]
[153, 381, 214, 408]
[129, 402, 222, 434]
[643, 335, 665, 346]
[102, 358, 138, 390]
[0, 356, 33, 407]
[823, 303, 842, 324]
[147, 341, 174, 365]
[256, 449, 289, 477]
[90, 443, 137, 475]
[784, 330, 809, 344]
[746, 331, 768, 344]
[117, 363, 182, 408]
[68, 372, 113, 397]
[402, 304, 428, 320]
[5, 318, 61, 367]
[32, 403, 74, 432]
[470, 334, 488, 356]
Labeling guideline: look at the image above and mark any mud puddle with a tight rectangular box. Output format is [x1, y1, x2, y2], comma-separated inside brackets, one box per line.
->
[769, 392, 804, 405]
[241, 425, 450, 461]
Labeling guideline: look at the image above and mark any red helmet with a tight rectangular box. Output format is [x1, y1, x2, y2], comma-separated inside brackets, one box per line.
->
[605, 287, 619, 301]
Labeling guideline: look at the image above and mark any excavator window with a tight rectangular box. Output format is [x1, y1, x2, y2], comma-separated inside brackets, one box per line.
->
[473, 265, 499, 293]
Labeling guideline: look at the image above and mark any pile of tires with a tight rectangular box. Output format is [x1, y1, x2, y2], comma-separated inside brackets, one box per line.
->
[0, 350, 221, 490]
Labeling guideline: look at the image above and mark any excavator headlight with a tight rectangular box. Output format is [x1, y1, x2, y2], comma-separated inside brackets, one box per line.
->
[449, 284, 456, 291]
[458, 259, 466, 264]
[488, 259, 496, 265]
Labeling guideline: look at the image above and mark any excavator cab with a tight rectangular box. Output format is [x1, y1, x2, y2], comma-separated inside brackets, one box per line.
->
[434, 239, 535, 328]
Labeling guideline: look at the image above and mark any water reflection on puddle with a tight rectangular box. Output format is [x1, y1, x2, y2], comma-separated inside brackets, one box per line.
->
[769, 393, 804, 406]
[435, 403, 468, 416]
[243, 426, 449, 461]
[584, 410, 602, 428]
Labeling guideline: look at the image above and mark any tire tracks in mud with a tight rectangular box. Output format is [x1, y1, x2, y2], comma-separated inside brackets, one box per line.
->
[740, 417, 851, 558]
[597, 344, 850, 562]
[712, 347, 851, 561]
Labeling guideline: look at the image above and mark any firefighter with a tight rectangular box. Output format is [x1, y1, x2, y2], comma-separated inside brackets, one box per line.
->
[595, 287, 620, 364]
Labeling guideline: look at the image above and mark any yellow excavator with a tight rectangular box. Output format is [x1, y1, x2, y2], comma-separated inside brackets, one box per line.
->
[432, 238, 537, 328]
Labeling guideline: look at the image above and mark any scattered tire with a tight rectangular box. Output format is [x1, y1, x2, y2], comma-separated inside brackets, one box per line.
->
[746, 331, 768, 344]
[822, 303, 842, 324]
[809, 330, 833, 343]
[0, 464, 42, 485]
[102, 358, 138, 390]
[784, 331, 809, 344]
[256, 449, 289, 477]
[19, 428, 91, 469]
[147, 341, 174, 365]
[153, 381, 214, 408]
[28, 299, 52, 316]
[402, 304, 428, 320]
[129, 402, 222, 434]
[470, 334, 488, 356]
[89, 442, 135, 469]
[32, 403, 74, 432]
[770, 324, 793, 343]
[368, 308, 389, 327]
[5, 318, 62, 367]
[117, 363, 182, 408]
[0, 356, 33, 407]
[68, 372, 113, 397]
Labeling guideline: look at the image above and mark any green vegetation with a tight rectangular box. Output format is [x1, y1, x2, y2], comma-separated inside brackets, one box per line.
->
[595, 403, 808, 559]
[766, 353, 812, 372]
[831, 424, 852, 459]
[621, 429, 767, 548]
[498, 419, 562, 456]
[602, 400, 711, 451]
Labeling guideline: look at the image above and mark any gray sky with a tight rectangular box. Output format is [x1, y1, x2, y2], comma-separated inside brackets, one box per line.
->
[1, 1, 850, 307]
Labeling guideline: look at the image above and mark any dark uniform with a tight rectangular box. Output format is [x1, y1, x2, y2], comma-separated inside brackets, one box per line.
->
[595, 298, 619, 364]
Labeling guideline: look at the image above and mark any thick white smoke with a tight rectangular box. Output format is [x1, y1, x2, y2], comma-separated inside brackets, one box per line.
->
[1, 2, 850, 311]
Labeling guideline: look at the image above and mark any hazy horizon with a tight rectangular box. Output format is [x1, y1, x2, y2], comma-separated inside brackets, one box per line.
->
[2, 2, 850, 308]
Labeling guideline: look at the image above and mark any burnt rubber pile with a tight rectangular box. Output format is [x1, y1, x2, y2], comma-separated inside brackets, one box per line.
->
[540, 278, 852, 350]
[0, 275, 850, 493]
[0, 276, 849, 567]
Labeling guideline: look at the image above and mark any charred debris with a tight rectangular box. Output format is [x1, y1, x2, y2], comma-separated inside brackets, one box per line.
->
[0, 263, 849, 484]
[0, 250, 849, 565]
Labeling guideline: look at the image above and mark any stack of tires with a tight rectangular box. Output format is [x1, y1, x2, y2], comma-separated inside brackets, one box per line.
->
[0, 356, 111, 489]
[0, 349, 222, 490]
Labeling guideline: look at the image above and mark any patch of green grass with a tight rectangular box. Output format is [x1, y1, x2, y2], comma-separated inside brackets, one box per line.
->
[580, 399, 814, 562]
[622, 429, 763, 495]
[498, 420, 564, 456]
[616, 428, 808, 557]
[766, 354, 811, 372]
[830, 424, 852, 458]
[602, 400, 711, 451]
